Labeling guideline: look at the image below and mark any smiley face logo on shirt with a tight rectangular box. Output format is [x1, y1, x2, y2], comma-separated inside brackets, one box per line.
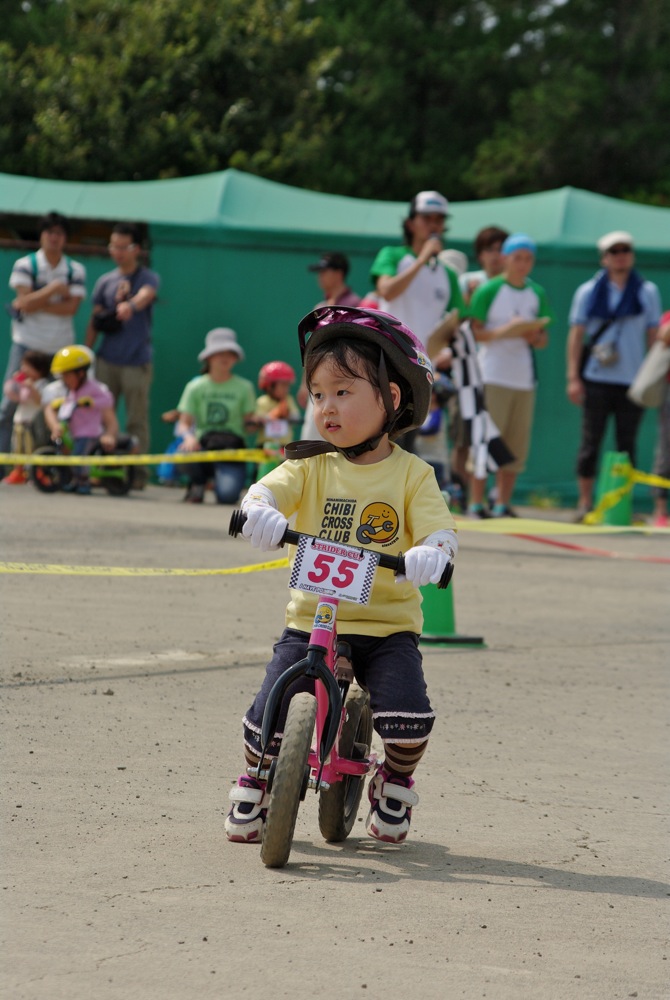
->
[356, 502, 399, 546]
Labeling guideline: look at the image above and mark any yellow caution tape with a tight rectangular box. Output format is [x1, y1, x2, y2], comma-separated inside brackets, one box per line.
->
[0, 449, 268, 466]
[455, 516, 666, 534]
[584, 463, 670, 525]
[3, 512, 668, 579]
[0, 557, 290, 576]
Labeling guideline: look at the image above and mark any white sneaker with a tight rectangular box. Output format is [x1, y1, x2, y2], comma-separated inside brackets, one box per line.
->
[365, 767, 419, 844]
[225, 775, 270, 843]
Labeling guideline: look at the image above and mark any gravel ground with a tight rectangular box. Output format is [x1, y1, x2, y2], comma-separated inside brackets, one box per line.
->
[1, 484, 668, 1000]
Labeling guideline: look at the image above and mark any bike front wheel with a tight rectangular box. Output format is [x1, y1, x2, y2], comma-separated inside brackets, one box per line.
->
[318, 685, 373, 843]
[28, 446, 71, 493]
[261, 692, 316, 869]
[90, 444, 136, 496]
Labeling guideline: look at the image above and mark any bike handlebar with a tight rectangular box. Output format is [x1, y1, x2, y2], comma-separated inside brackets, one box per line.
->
[228, 509, 453, 589]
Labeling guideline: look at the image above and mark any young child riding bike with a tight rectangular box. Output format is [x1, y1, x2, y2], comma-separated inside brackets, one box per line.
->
[226, 305, 458, 846]
[47, 345, 119, 495]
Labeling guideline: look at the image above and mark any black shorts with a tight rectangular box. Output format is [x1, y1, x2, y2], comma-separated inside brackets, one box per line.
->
[243, 628, 435, 756]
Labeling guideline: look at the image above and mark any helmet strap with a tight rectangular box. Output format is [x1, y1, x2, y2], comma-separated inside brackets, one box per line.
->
[285, 431, 389, 461]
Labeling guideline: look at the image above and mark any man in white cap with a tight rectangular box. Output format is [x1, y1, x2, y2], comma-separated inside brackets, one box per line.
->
[370, 191, 466, 452]
[175, 327, 256, 504]
[370, 190, 466, 349]
[566, 231, 661, 521]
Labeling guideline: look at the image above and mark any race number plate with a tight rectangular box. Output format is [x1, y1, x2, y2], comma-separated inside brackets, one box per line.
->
[289, 537, 379, 605]
[264, 418, 289, 441]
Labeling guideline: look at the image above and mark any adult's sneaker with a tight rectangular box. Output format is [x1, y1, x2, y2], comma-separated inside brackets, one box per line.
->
[491, 504, 518, 518]
[366, 766, 419, 844]
[225, 775, 270, 843]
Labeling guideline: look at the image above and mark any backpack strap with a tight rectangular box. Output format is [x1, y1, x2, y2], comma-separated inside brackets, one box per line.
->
[28, 252, 74, 285]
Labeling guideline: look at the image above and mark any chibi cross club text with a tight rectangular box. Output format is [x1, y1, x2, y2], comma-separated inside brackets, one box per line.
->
[319, 497, 400, 547]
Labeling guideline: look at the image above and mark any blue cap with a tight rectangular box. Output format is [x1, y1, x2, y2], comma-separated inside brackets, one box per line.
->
[502, 233, 537, 255]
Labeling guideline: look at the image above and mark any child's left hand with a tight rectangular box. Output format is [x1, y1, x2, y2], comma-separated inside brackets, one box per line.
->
[99, 433, 116, 452]
[398, 545, 450, 587]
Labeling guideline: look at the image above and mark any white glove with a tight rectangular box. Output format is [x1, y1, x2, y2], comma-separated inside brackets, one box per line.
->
[242, 504, 288, 551]
[399, 545, 450, 588]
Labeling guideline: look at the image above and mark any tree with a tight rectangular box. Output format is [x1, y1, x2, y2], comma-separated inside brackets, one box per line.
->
[0, 0, 667, 204]
[465, 0, 670, 202]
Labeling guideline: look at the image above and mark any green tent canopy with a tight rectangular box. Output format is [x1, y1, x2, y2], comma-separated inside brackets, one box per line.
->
[1, 169, 669, 248]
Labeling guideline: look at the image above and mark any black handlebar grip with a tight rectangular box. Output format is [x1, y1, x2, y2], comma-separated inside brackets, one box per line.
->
[228, 508, 246, 537]
[437, 560, 454, 590]
[228, 508, 294, 547]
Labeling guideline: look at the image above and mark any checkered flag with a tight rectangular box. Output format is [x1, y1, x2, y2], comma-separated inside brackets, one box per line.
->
[450, 321, 515, 478]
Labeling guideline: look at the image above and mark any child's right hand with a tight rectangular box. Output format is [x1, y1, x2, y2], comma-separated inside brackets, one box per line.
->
[399, 545, 450, 587]
[242, 504, 288, 550]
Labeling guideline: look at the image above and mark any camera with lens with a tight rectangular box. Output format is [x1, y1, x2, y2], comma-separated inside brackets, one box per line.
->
[592, 342, 619, 367]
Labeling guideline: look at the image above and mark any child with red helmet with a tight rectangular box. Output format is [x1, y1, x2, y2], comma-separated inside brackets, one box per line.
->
[225, 306, 458, 847]
[252, 361, 301, 449]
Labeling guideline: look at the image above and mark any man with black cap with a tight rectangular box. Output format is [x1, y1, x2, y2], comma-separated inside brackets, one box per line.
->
[566, 230, 661, 521]
[300, 252, 362, 439]
[308, 252, 361, 308]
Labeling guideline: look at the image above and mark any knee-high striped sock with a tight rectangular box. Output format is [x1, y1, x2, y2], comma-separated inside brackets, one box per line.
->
[382, 739, 428, 777]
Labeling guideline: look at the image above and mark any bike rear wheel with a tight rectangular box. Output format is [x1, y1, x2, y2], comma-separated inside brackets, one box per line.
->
[28, 446, 71, 494]
[318, 685, 373, 842]
[260, 692, 316, 869]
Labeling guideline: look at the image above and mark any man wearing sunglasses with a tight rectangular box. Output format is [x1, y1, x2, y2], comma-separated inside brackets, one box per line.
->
[566, 231, 661, 521]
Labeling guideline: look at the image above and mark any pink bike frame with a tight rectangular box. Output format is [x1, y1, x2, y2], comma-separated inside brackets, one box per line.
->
[306, 595, 378, 790]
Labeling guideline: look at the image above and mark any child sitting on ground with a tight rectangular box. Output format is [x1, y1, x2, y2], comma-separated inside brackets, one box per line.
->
[48, 345, 119, 495]
[2, 350, 53, 484]
[176, 327, 256, 504]
[226, 305, 458, 846]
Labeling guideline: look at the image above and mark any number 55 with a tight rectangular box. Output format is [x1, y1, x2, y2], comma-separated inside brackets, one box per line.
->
[308, 555, 359, 588]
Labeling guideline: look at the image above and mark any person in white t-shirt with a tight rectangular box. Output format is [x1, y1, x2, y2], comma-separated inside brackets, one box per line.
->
[370, 191, 465, 349]
[370, 191, 465, 455]
[0, 212, 86, 469]
[458, 226, 509, 306]
[467, 233, 554, 517]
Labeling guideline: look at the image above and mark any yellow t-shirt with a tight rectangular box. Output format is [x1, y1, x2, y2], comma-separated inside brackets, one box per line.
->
[248, 444, 456, 636]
